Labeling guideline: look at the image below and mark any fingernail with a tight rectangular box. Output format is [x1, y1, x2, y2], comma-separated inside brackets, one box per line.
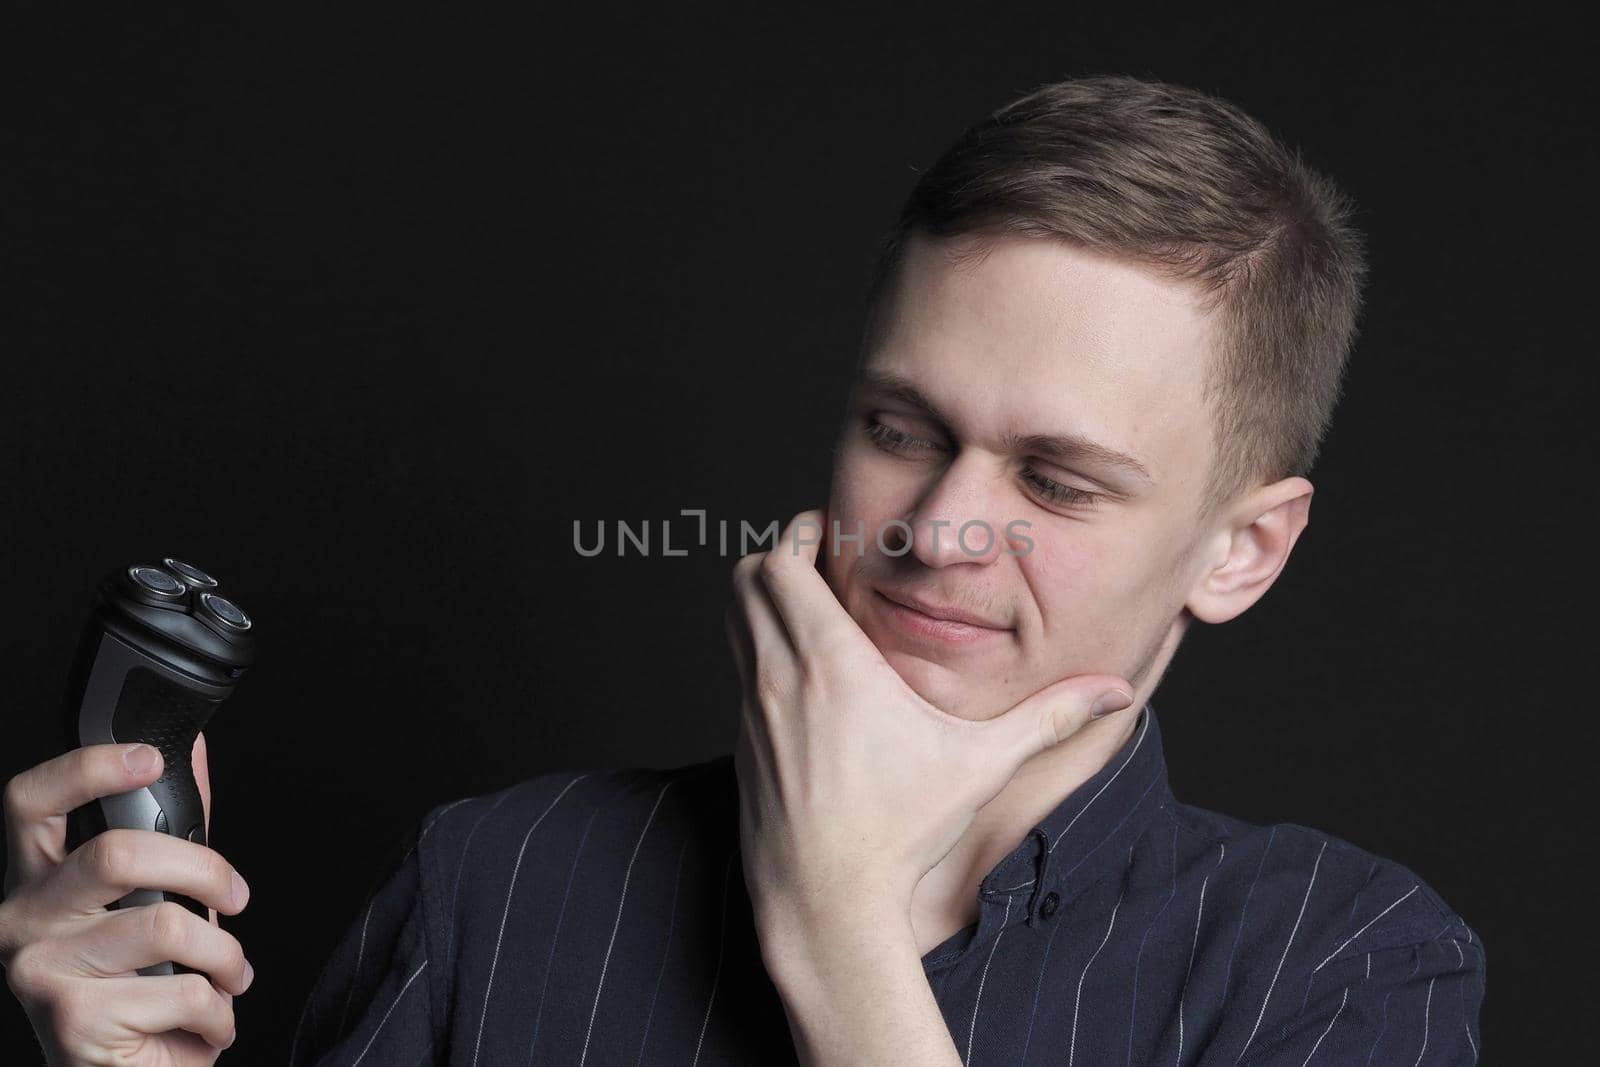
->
[123, 744, 160, 774]
[241, 961, 255, 992]
[231, 871, 250, 909]
[1091, 690, 1134, 719]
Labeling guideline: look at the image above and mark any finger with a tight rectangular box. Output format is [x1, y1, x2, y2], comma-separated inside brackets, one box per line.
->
[725, 601, 778, 759]
[992, 674, 1136, 773]
[725, 606, 776, 759]
[5, 743, 166, 893]
[89, 971, 238, 1051]
[153, 1028, 228, 1063]
[756, 509, 848, 657]
[46, 828, 248, 922]
[57, 898, 253, 996]
[731, 551, 799, 677]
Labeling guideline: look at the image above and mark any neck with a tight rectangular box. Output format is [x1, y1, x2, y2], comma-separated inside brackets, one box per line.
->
[907, 705, 1143, 953]
[907, 615, 1185, 956]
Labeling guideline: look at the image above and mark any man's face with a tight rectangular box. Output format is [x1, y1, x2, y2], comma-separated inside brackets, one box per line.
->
[823, 231, 1223, 721]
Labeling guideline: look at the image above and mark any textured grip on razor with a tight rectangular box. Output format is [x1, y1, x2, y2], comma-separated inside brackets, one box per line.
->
[113, 667, 216, 845]
[109, 668, 220, 975]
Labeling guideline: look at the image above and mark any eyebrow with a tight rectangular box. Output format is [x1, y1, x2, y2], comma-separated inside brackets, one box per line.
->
[855, 369, 1156, 488]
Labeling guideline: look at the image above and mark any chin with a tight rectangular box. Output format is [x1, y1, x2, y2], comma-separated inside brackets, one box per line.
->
[877, 648, 999, 722]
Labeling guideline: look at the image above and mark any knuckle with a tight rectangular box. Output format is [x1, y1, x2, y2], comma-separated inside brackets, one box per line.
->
[2, 772, 30, 820]
[732, 551, 763, 587]
[176, 971, 215, 1011]
[197, 849, 234, 896]
[0, 898, 28, 961]
[222, 934, 248, 981]
[6, 942, 53, 1000]
[86, 832, 137, 885]
[148, 901, 192, 954]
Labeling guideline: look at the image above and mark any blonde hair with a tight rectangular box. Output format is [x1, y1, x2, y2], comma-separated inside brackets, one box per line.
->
[859, 75, 1369, 516]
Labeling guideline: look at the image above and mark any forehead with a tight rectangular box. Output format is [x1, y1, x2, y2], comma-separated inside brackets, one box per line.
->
[867, 232, 1220, 490]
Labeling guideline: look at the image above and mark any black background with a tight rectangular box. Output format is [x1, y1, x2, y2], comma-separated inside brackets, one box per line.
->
[3, 5, 1590, 1061]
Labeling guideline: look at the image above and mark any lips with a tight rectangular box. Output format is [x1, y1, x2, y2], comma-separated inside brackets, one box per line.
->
[875, 586, 1009, 630]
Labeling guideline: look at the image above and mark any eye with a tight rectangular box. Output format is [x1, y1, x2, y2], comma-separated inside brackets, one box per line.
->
[1020, 463, 1100, 508]
[864, 415, 1101, 509]
[864, 416, 944, 455]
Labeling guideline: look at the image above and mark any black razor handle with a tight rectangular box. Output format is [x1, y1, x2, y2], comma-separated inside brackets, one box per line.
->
[61, 558, 256, 977]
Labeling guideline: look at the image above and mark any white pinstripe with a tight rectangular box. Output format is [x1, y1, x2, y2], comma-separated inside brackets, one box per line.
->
[635, 838, 691, 1067]
[443, 787, 525, 966]
[336, 899, 375, 1039]
[1311, 885, 1419, 973]
[1069, 882, 1126, 1067]
[1051, 706, 1150, 851]
[291, 796, 468, 1066]
[1237, 838, 1328, 1062]
[1300, 860, 1379, 1015]
[1222, 827, 1278, 1003]
[470, 774, 590, 1067]
[416, 796, 473, 850]
[1176, 842, 1224, 1066]
[1125, 825, 1180, 1067]
[1016, 887, 1071, 1063]
[691, 847, 738, 1066]
[579, 775, 682, 1066]
[1301, 986, 1348, 1065]
[350, 958, 428, 1067]
[963, 895, 1014, 1064]
[1412, 976, 1436, 1065]
[1453, 938, 1477, 1058]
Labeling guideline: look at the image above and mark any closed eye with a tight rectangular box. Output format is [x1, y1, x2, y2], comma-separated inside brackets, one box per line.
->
[1019, 464, 1100, 507]
[864, 416, 1102, 510]
[864, 417, 943, 454]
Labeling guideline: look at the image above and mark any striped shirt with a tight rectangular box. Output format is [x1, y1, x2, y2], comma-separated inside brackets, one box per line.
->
[290, 701, 1485, 1064]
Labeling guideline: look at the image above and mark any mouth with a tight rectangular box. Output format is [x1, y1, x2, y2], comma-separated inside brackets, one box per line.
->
[873, 587, 1012, 646]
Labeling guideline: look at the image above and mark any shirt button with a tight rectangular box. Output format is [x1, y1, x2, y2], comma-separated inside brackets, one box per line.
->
[1040, 891, 1060, 918]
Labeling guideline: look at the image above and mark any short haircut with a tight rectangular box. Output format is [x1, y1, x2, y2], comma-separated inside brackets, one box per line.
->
[857, 74, 1369, 518]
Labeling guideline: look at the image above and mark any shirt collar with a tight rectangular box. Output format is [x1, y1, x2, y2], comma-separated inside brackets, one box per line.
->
[973, 699, 1171, 934]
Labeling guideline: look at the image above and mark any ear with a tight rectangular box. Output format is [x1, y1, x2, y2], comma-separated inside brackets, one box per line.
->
[1186, 477, 1314, 625]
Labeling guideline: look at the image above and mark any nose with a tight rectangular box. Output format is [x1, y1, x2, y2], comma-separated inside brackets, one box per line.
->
[896, 450, 1010, 569]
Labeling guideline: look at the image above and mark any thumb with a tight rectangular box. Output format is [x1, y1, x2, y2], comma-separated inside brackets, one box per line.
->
[993, 675, 1135, 770]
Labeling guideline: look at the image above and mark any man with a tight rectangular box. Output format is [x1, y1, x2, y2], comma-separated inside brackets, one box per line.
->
[282, 75, 1483, 1064]
[0, 74, 1480, 1065]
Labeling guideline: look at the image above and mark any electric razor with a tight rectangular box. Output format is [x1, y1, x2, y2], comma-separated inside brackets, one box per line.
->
[61, 558, 256, 977]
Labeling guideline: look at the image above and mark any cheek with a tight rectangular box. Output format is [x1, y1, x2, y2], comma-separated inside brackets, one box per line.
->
[829, 445, 920, 531]
[1026, 539, 1106, 612]
[824, 449, 922, 592]
[1023, 536, 1141, 655]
